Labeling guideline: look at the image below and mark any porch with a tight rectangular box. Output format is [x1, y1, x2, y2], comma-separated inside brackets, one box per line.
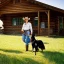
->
[0, 11, 56, 36]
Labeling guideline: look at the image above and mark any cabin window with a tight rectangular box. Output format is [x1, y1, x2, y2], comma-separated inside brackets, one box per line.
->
[34, 17, 38, 26]
[59, 17, 63, 29]
[12, 18, 23, 26]
[41, 22, 45, 28]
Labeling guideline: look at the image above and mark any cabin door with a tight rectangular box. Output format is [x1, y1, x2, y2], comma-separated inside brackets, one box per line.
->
[33, 17, 38, 35]
[58, 17, 63, 35]
[59, 17, 63, 29]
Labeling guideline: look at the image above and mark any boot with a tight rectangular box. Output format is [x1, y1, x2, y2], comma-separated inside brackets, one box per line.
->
[26, 45, 28, 51]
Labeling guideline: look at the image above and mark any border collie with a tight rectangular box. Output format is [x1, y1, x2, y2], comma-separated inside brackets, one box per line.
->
[31, 34, 45, 53]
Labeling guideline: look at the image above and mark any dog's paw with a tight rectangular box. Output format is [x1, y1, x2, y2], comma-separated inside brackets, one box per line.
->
[32, 48, 35, 52]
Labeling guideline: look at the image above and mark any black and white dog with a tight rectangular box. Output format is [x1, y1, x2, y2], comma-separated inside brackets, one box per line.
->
[31, 34, 45, 54]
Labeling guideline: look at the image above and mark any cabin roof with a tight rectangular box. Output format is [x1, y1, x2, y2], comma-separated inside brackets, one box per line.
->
[0, 0, 64, 13]
[29, 0, 64, 13]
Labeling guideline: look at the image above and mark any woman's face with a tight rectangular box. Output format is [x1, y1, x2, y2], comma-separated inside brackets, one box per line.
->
[24, 19, 28, 23]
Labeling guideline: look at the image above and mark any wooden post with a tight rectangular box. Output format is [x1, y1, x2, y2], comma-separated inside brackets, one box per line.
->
[38, 11, 40, 35]
[48, 10, 50, 36]
[58, 17, 59, 35]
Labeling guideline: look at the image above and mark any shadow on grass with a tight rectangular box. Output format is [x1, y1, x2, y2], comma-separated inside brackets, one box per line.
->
[0, 49, 22, 54]
[49, 35, 64, 38]
[1, 34, 64, 38]
[0, 53, 41, 64]
[0, 34, 22, 36]
[41, 51, 64, 64]
[43, 42, 49, 44]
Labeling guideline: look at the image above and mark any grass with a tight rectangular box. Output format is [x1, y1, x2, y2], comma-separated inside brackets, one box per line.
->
[0, 34, 64, 64]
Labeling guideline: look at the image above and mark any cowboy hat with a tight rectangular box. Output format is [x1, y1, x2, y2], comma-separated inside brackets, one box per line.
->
[23, 17, 30, 20]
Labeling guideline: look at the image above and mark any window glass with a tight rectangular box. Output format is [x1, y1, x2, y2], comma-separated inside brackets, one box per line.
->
[34, 17, 38, 26]
[12, 17, 23, 26]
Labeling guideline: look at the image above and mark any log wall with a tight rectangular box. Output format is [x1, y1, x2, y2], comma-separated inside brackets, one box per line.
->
[0, 0, 47, 15]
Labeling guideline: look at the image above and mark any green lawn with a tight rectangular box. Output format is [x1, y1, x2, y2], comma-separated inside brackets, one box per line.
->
[0, 34, 64, 64]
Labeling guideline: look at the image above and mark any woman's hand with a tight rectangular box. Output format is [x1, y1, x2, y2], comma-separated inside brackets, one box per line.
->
[21, 30, 24, 33]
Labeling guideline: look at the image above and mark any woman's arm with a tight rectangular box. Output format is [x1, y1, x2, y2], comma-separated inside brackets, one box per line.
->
[21, 24, 24, 33]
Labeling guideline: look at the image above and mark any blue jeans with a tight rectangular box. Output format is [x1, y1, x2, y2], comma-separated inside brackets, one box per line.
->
[22, 31, 30, 45]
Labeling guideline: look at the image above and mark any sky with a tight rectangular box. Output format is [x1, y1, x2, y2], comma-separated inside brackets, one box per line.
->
[36, 0, 64, 10]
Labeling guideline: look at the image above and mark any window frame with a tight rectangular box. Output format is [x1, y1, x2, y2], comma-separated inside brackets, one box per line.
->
[12, 17, 24, 26]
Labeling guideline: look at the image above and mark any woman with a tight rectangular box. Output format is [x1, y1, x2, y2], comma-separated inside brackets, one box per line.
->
[21, 17, 33, 51]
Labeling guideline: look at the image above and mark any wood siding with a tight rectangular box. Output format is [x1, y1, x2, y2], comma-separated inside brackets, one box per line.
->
[1, 11, 64, 35]
[2, 13, 38, 34]
[0, 0, 47, 15]
[0, 0, 64, 35]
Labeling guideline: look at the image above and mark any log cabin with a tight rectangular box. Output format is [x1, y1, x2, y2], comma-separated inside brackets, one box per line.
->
[0, 0, 64, 36]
